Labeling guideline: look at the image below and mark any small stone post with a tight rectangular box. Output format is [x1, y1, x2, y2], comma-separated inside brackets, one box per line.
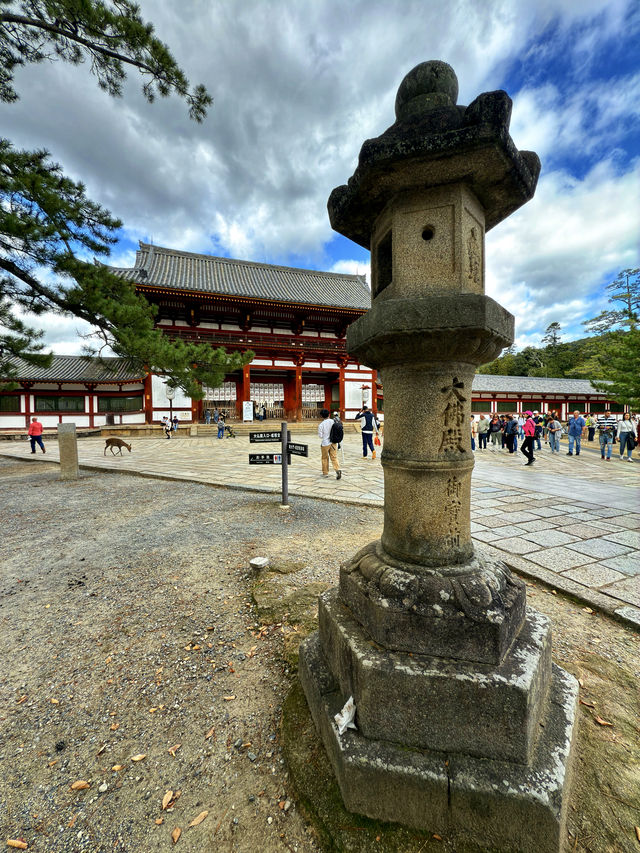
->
[299, 62, 578, 853]
[57, 423, 79, 481]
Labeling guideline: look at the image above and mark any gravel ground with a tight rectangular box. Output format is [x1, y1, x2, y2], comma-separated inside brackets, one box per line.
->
[0, 458, 382, 852]
[1, 457, 638, 853]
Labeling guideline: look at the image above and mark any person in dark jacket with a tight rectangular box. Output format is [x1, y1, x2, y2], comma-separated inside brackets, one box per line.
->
[354, 405, 379, 458]
[504, 414, 518, 453]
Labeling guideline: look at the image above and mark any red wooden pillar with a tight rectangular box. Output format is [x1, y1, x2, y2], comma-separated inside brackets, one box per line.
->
[295, 364, 303, 422]
[239, 365, 251, 419]
[338, 359, 347, 419]
[143, 372, 153, 423]
[283, 372, 295, 421]
[22, 383, 32, 430]
[283, 360, 303, 421]
[234, 377, 243, 419]
[86, 384, 96, 428]
[323, 381, 333, 412]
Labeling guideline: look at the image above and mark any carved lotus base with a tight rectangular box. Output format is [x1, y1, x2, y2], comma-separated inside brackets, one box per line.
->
[340, 540, 526, 665]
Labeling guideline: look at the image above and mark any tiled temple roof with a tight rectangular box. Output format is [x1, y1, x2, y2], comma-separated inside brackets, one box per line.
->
[104, 242, 371, 310]
[473, 374, 607, 396]
[8, 356, 144, 383]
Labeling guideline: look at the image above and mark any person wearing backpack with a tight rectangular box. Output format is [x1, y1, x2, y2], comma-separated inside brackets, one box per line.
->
[355, 405, 379, 458]
[503, 413, 518, 453]
[318, 408, 342, 479]
[330, 412, 344, 446]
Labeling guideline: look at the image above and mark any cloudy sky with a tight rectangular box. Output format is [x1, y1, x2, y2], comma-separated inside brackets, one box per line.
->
[5, 0, 639, 355]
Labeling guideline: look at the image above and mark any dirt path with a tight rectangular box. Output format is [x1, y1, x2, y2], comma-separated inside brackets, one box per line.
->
[1, 458, 638, 852]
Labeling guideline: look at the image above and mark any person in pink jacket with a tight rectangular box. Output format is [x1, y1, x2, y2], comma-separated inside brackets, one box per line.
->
[520, 411, 536, 466]
[27, 416, 46, 454]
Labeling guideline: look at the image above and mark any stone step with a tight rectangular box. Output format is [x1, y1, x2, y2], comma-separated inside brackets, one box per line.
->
[317, 588, 551, 764]
[299, 628, 578, 853]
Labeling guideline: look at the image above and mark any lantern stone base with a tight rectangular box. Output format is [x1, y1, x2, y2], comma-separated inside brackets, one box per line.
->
[340, 542, 527, 665]
[299, 593, 578, 853]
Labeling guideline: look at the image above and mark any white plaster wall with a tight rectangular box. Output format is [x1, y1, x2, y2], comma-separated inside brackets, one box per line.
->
[60, 416, 90, 427]
[273, 360, 295, 367]
[0, 415, 25, 428]
[154, 410, 191, 422]
[151, 375, 191, 408]
[345, 381, 367, 409]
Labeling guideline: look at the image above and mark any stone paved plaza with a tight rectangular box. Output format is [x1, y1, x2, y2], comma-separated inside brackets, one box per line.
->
[2, 432, 638, 626]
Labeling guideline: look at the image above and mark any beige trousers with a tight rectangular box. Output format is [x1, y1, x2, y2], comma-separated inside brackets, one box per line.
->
[321, 443, 340, 475]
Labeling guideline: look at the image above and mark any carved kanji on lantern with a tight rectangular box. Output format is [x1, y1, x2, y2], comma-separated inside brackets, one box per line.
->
[439, 377, 466, 453]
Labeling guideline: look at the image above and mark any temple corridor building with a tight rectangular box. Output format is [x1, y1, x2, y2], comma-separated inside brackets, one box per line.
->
[0, 243, 624, 430]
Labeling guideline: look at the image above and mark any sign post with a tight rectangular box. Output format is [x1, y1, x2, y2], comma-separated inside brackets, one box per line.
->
[281, 421, 289, 508]
[248, 422, 307, 508]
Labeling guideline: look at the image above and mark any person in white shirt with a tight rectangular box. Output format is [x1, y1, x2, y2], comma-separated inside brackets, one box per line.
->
[617, 416, 636, 461]
[318, 408, 342, 479]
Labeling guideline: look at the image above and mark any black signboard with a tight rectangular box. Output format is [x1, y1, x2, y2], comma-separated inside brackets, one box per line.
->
[249, 453, 282, 465]
[287, 442, 308, 458]
[249, 431, 282, 443]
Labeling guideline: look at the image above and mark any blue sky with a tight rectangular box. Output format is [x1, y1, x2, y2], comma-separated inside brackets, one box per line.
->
[5, 0, 639, 356]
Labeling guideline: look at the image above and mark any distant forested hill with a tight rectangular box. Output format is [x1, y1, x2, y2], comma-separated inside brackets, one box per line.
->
[478, 335, 607, 379]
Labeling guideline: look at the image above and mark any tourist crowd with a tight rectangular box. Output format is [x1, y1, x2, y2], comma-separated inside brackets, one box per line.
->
[471, 410, 638, 464]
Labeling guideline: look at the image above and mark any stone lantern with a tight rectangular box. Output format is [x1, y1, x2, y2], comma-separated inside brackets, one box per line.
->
[300, 61, 577, 853]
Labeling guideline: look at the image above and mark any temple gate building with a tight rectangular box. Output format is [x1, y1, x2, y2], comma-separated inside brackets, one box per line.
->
[109, 242, 376, 423]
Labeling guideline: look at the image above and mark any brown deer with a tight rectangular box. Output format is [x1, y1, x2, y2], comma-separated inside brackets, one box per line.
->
[104, 438, 132, 456]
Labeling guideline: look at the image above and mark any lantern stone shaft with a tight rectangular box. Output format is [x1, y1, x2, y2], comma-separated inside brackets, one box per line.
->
[331, 63, 538, 572]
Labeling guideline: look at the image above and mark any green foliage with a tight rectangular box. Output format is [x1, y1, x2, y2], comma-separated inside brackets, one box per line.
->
[590, 327, 640, 409]
[479, 336, 611, 381]
[479, 269, 640, 410]
[583, 268, 639, 334]
[0, 1, 254, 398]
[541, 321, 561, 349]
[0, 0, 212, 120]
[583, 268, 640, 409]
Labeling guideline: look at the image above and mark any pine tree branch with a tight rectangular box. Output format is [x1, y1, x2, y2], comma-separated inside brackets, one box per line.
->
[1, 13, 162, 78]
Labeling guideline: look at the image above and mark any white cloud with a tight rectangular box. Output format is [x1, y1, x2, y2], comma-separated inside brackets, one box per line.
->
[510, 73, 640, 165]
[486, 156, 640, 344]
[13, 309, 95, 356]
[2, 0, 638, 357]
[329, 260, 371, 285]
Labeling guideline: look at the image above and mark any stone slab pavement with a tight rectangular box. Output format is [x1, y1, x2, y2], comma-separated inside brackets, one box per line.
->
[3, 432, 639, 629]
